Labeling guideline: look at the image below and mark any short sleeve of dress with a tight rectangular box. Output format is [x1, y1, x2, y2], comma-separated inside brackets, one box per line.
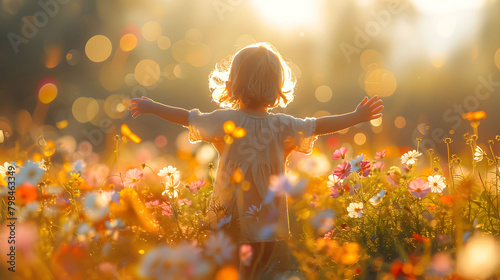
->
[186, 109, 227, 143]
[278, 114, 318, 154]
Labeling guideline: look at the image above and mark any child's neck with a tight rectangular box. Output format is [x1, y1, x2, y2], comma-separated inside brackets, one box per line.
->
[239, 104, 269, 115]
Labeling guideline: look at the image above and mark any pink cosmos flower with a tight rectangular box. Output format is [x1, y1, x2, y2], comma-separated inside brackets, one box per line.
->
[145, 200, 161, 208]
[240, 244, 253, 266]
[160, 202, 173, 217]
[330, 187, 340, 198]
[324, 229, 334, 239]
[178, 198, 192, 206]
[332, 147, 348, 160]
[334, 161, 351, 179]
[188, 180, 205, 193]
[359, 161, 371, 177]
[375, 150, 386, 160]
[409, 178, 431, 198]
[311, 194, 319, 206]
[123, 168, 143, 188]
[372, 161, 385, 171]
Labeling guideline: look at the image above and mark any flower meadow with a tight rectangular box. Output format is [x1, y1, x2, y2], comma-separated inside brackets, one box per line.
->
[1, 128, 500, 280]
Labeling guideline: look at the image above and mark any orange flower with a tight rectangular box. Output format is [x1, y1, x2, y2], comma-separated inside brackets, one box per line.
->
[462, 110, 486, 121]
[110, 188, 158, 232]
[413, 233, 430, 243]
[16, 182, 38, 205]
[341, 242, 360, 265]
[440, 195, 453, 205]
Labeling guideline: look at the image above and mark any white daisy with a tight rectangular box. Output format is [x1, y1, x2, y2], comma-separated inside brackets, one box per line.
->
[83, 191, 110, 222]
[347, 202, 363, 218]
[15, 160, 44, 185]
[327, 174, 341, 188]
[139, 242, 200, 279]
[204, 231, 235, 265]
[474, 146, 485, 162]
[37, 159, 48, 171]
[349, 154, 366, 172]
[246, 204, 262, 222]
[428, 175, 446, 193]
[0, 162, 13, 181]
[162, 181, 181, 198]
[158, 166, 180, 186]
[216, 215, 232, 230]
[401, 150, 422, 166]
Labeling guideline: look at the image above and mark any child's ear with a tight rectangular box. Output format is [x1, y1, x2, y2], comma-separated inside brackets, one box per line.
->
[225, 81, 231, 94]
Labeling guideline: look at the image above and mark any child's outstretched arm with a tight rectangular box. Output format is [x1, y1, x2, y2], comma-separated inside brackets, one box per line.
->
[128, 96, 189, 126]
[314, 95, 383, 136]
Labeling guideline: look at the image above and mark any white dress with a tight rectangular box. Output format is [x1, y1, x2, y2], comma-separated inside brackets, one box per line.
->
[187, 109, 317, 243]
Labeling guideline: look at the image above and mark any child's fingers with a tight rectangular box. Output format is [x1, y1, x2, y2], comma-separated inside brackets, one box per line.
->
[129, 104, 138, 110]
[360, 97, 368, 106]
[371, 113, 382, 119]
[369, 100, 383, 109]
[129, 107, 140, 115]
[365, 95, 379, 106]
[141, 96, 149, 100]
[130, 98, 140, 104]
[132, 112, 140, 118]
[371, 105, 384, 114]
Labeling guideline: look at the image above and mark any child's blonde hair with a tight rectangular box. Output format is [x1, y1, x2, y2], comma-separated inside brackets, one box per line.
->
[209, 42, 296, 109]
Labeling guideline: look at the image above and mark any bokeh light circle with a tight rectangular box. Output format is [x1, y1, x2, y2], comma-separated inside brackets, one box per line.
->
[155, 135, 168, 148]
[313, 110, 330, 118]
[134, 59, 161, 86]
[360, 49, 384, 71]
[354, 133, 367, 145]
[157, 36, 171, 50]
[72, 97, 99, 123]
[315, 85, 333, 103]
[370, 117, 382, 127]
[120, 34, 137, 52]
[364, 69, 397, 97]
[494, 48, 500, 71]
[142, 21, 162, 42]
[186, 43, 212, 67]
[85, 35, 112, 63]
[104, 94, 127, 119]
[172, 40, 190, 63]
[38, 83, 58, 104]
[66, 49, 81, 66]
[395, 116, 406, 129]
[124, 73, 137, 86]
[185, 28, 202, 43]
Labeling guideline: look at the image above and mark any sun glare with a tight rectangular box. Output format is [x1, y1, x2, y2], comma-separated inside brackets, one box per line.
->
[250, 0, 322, 30]
[412, 0, 485, 13]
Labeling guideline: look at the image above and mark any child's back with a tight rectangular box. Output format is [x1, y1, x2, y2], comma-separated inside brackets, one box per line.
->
[188, 108, 317, 243]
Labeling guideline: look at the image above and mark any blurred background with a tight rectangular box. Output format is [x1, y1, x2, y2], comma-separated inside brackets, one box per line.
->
[1, 0, 499, 162]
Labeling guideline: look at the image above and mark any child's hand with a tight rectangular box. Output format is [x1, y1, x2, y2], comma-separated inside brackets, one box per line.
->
[355, 95, 384, 122]
[128, 96, 156, 118]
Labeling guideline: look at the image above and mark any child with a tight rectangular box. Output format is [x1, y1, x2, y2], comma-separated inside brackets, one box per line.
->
[128, 42, 383, 279]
